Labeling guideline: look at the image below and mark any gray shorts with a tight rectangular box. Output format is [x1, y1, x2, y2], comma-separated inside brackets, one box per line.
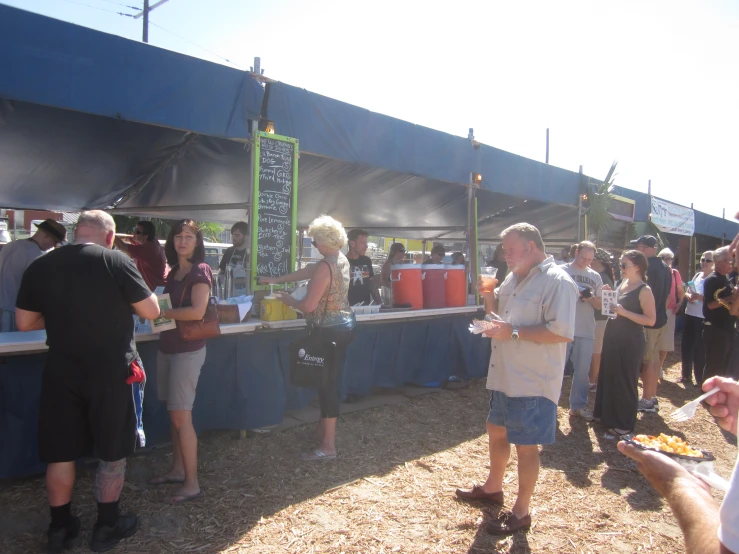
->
[157, 347, 206, 411]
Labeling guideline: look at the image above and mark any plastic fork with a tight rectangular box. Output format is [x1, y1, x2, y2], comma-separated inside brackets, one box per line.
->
[670, 387, 720, 422]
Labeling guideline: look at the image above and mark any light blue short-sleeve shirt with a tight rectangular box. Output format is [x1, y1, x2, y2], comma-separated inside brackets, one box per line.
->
[486, 256, 578, 405]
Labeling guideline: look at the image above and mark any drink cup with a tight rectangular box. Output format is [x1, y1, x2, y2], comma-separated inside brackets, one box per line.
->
[479, 267, 498, 293]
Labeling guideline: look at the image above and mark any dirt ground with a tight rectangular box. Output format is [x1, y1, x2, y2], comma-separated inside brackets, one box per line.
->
[1, 350, 736, 554]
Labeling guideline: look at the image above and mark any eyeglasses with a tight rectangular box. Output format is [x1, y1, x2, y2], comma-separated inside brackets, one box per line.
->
[311, 240, 318, 248]
[620, 263, 634, 270]
[700, 258, 713, 263]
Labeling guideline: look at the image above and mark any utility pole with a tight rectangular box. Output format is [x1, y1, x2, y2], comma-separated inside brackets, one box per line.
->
[143, 0, 148, 43]
[133, 0, 170, 43]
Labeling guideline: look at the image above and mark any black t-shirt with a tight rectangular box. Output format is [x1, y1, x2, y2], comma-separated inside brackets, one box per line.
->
[703, 273, 736, 329]
[16, 244, 152, 367]
[646, 255, 672, 329]
[219, 246, 249, 273]
[347, 255, 374, 305]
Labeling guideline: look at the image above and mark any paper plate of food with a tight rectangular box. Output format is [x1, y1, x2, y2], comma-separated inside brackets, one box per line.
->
[625, 433, 715, 462]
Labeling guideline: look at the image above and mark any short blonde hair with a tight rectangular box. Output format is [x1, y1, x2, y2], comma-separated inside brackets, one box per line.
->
[77, 210, 115, 235]
[307, 215, 347, 250]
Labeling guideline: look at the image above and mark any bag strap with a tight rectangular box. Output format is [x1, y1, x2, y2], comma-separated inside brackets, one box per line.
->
[317, 259, 334, 328]
[177, 264, 198, 308]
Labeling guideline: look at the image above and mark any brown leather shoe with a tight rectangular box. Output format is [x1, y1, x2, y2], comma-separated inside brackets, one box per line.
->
[486, 511, 531, 535]
[455, 485, 504, 506]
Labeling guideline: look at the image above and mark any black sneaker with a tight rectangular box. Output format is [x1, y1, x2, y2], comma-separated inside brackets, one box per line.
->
[47, 515, 80, 553]
[90, 512, 138, 552]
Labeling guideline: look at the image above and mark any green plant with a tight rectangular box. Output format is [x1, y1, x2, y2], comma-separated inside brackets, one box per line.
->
[111, 216, 223, 242]
[626, 221, 669, 250]
[584, 161, 618, 246]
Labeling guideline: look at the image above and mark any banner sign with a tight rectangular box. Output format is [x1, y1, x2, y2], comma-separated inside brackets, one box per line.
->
[650, 197, 695, 236]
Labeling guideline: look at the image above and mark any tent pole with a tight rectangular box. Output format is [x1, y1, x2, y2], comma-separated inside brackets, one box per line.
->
[577, 165, 583, 242]
[690, 203, 695, 278]
[473, 196, 479, 305]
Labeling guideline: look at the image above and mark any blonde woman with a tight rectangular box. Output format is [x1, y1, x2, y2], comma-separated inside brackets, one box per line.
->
[260, 215, 356, 460]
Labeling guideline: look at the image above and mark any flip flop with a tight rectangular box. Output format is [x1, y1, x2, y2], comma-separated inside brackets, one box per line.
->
[168, 491, 202, 504]
[301, 449, 337, 461]
[149, 475, 185, 486]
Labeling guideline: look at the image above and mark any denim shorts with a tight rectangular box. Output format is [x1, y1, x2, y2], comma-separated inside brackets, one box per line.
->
[487, 390, 557, 445]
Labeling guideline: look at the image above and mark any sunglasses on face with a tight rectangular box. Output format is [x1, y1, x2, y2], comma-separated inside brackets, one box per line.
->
[620, 263, 633, 269]
[134, 230, 146, 235]
[701, 258, 713, 263]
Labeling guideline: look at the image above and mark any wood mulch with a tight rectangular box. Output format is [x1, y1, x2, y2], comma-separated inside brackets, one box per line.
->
[0, 350, 735, 553]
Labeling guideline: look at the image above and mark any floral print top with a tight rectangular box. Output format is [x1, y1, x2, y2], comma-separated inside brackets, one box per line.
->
[306, 252, 356, 330]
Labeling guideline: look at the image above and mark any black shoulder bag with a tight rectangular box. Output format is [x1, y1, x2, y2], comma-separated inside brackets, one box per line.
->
[289, 261, 337, 388]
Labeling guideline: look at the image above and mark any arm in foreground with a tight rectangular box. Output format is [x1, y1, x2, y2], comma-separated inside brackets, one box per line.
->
[259, 263, 317, 285]
[276, 262, 330, 314]
[15, 308, 45, 331]
[617, 442, 726, 554]
[132, 294, 161, 321]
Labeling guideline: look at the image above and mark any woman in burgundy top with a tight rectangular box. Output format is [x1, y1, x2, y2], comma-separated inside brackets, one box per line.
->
[149, 220, 212, 503]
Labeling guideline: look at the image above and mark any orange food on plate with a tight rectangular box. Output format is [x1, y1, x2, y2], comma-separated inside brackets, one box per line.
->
[632, 433, 704, 458]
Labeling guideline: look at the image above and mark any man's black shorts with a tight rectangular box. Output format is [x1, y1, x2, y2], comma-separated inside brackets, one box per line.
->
[38, 355, 137, 463]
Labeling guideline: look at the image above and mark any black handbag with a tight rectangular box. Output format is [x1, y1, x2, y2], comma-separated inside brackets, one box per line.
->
[289, 261, 336, 388]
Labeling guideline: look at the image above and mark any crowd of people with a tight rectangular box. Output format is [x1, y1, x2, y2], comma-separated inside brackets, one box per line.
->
[2, 208, 738, 552]
[455, 222, 738, 549]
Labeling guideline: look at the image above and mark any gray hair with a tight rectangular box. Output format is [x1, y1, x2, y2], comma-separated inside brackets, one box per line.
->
[77, 210, 116, 235]
[713, 245, 730, 262]
[501, 223, 545, 251]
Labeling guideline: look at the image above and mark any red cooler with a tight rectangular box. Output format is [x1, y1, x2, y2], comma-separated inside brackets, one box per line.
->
[445, 264, 467, 307]
[391, 264, 423, 310]
[422, 264, 447, 309]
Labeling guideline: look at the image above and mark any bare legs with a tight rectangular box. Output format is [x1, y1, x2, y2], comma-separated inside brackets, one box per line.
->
[47, 462, 75, 507]
[480, 423, 540, 519]
[157, 410, 200, 500]
[318, 417, 337, 455]
[590, 353, 602, 386]
[641, 360, 659, 399]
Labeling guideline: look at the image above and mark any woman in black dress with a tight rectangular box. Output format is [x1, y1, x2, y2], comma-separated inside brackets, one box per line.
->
[594, 250, 656, 438]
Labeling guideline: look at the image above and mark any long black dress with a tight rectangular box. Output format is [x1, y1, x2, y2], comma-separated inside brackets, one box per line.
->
[594, 283, 647, 432]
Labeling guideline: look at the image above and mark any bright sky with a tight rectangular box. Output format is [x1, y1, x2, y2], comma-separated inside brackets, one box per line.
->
[4, 0, 738, 219]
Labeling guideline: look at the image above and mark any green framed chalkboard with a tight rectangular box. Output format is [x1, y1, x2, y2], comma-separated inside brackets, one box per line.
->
[250, 131, 299, 290]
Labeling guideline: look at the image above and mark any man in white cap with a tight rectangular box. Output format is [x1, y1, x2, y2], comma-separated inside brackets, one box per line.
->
[0, 218, 66, 332]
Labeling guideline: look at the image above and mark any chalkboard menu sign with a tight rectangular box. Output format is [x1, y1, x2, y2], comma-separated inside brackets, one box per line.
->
[250, 131, 299, 289]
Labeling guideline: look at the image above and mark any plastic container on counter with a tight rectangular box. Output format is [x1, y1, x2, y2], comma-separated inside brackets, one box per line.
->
[260, 295, 284, 321]
[391, 264, 423, 310]
[445, 264, 467, 307]
[422, 264, 447, 309]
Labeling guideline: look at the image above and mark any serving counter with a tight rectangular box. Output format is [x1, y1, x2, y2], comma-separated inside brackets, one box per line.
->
[0, 306, 490, 479]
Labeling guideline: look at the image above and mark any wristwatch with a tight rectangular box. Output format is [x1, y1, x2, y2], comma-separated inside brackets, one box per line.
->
[511, 325, 520, 340]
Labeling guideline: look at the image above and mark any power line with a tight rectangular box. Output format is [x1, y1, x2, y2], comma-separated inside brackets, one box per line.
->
[96, 0, 141, 10]
[59, 0, 135, 17]
[148, 21, 244, 69]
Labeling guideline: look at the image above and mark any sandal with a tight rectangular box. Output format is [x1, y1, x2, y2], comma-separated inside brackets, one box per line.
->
[604, 428, 632, 440]
[149, 475, 185, 486]
[168, 491, 202, 504]
[301, 449, 337, 461]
